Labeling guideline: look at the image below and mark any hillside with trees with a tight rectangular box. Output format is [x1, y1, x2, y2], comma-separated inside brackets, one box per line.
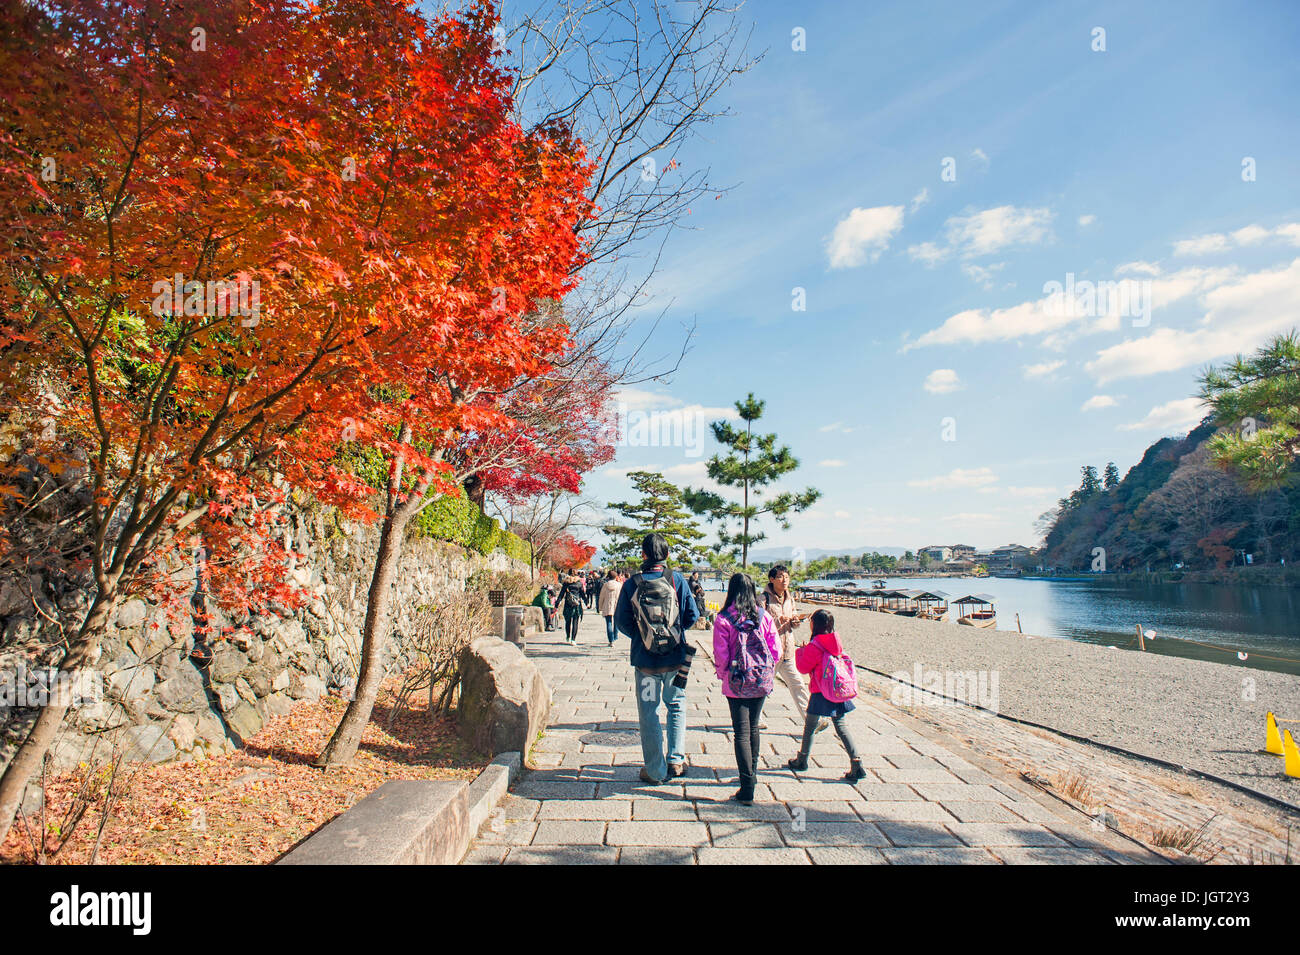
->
[1042, 333, 1300, 573]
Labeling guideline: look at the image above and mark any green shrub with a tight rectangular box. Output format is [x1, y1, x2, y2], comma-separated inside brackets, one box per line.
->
[411, 493, 532, 562]
[334, 442, 531, 561]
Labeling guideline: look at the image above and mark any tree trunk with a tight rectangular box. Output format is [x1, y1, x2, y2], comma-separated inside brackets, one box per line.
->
[314, 507, 410, 767]
[0, 592, 115, 845]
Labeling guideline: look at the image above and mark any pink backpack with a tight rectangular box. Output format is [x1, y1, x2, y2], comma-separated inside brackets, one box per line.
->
[819, 644, 858, 703]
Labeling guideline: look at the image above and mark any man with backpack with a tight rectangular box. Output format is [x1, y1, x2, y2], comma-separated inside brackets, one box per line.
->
[613, 533, 699, 784]
[560, 572, 586, 644]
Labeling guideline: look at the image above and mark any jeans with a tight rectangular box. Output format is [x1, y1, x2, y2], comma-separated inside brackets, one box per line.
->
[727, 695, 766, 797]
[795, 710, 859, 763]
[775, 649, 810, 715]
[564, 611, 581, 643]
[634, 668, 686, 782]
[604, 615, 616, 643]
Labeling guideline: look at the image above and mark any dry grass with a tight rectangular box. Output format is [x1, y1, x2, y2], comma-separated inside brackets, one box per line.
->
[1053, 769, 1094, 806]
[1, 675, 483, 865]
[1150, 815, 1224, 861]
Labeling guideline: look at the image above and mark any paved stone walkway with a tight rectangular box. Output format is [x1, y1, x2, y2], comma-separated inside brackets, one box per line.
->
[463, 613, 1160, 864]
[852, 668, 1299, 864]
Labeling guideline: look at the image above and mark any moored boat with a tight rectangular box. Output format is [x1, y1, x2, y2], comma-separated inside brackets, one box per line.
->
[953, 593, 997, 628]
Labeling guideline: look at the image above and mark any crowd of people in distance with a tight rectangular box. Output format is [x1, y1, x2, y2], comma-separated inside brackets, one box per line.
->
[527, 533, 863, 805]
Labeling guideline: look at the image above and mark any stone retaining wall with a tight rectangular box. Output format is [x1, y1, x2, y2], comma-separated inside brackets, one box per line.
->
[1, 507, 529, 777]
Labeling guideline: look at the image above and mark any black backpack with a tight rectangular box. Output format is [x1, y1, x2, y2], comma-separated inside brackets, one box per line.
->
[563, 583, 583, 612]
[630, 568, 683, 654]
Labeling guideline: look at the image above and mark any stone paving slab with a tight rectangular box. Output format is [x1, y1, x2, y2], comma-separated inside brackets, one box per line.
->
[462, 614, 1160, 865]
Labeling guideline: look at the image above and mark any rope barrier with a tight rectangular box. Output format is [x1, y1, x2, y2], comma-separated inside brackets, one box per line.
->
[850, 659, 1300, 817]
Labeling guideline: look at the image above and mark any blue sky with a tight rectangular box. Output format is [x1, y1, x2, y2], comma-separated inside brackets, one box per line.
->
[575, 0, 1300, 553]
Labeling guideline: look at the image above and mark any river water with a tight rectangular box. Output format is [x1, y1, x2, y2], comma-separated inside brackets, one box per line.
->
[792, 576, 1300, 676]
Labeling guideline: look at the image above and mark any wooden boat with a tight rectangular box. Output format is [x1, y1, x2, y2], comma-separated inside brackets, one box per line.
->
[880, 588, 921, 616]
[953, 593, 997, 628]
[912, 589, 950, 621]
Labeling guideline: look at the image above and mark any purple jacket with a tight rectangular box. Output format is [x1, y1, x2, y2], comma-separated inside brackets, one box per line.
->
[712, 608, 781, 698]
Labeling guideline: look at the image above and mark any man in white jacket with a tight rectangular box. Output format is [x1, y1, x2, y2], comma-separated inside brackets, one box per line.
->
[597, 569, 622, 646]
[763, 565, 827, 732]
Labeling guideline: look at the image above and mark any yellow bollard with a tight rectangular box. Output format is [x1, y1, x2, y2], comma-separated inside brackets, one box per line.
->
[1266, 712, 1283, 755]
[1284, 730, 1300, 779]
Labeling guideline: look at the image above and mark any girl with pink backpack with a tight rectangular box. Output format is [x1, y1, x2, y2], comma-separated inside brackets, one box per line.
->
[712, 573, 781, 805]
[785, 609, 866, 782]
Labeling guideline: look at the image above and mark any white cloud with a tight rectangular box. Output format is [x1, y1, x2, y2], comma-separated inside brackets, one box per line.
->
[907, 241, 949, 266]
[910, 188, 930, 211]
[612, 388, 737, 421]
[819, 459, 846, 468]
[1085, 258, 1300, 383]
[1232, 225, 1271, 246]
[833, 510, 851, 519]
[909, 265, 1236, 351]
[923, 369, 962, 393]
[661, 461, 710, 480]
[962, 262, 1006, 289]
[1172, 222, 1300, 255]
[944, 205, 1053, 258]
[908, 467, 999, 490]
[1006, 485, 1058, 497]
[818, 421, 854, 434]
[943, 512, 996, 522]
[827, 205, 905, 269]
[1081, 395, 1117, 412]
[1023, 360, 1065, 379]
[1078, 214, 1097, 227]
[1119, 397, 1208, 433]
[1117, 260, 1161, 276]
[1173, 233, 1229, 257]
[970, 148, 990, 167]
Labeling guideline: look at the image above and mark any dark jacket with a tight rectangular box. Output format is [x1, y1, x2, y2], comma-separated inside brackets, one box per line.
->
[614, 563, 699, 670]
[560, 580, 585, 617]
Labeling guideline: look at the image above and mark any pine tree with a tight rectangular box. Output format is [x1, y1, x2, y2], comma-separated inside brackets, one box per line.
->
[1201, 331, 1300, 489]
[683, 394, 821, 567]
[603, 470, 709, 564]
[1104, 462, 1120, 489]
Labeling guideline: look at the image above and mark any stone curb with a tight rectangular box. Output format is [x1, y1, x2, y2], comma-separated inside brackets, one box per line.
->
[277, 779, 469, 865]
[465, 751, 523, 841]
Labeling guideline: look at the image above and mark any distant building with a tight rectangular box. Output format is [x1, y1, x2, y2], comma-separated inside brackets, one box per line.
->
[985, 544, 1034, 573]
[919, 545, 952, 562]
[950, 544, 976, 561]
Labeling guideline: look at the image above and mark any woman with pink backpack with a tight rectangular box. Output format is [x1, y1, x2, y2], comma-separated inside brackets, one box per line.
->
[785, 609, 866, 782]
[712, 573, 781, 805]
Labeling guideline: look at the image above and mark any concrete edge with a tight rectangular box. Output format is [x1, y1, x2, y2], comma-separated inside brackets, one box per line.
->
[276, 778, 469, 865]
[461, 751, 523, 857]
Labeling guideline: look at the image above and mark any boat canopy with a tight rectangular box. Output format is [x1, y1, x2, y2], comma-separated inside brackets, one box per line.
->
[953, 593, 996, 606]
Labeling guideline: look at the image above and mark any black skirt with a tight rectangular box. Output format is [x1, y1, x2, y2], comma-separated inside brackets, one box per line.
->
[807, 690, 855, 718]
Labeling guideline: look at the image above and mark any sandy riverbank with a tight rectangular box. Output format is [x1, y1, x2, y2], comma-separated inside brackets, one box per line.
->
[800, 605, 1300, 805]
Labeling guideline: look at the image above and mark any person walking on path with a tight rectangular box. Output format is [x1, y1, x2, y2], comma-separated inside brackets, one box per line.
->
[763, 565, 827, 733]
[712, 573, 780, 805]
[560, 572, 585, 644]
[585, 571, 600, 610]
[688, 572, 709, 627]
[614, 533, 699, 784]
[785, 609, 867, 782]
[598, 569, 622, 646]
[532, 585, 556, 631]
